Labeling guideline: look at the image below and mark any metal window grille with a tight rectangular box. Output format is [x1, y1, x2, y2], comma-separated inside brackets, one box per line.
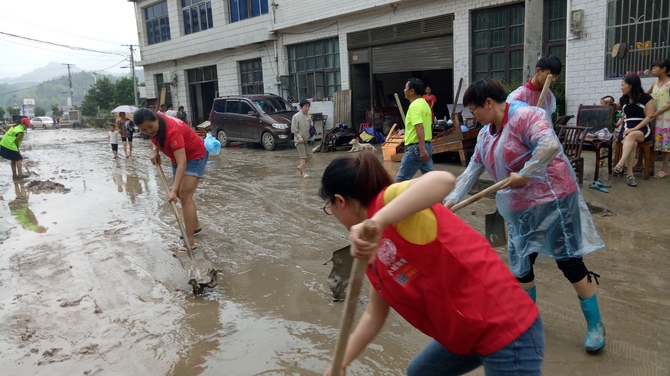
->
[472, 3, 525, 84]
[144, 1, 171, 45]
[240, 59, 264, 94]
[287, 38, 341, 100]
[229, 0, 269, 23]
[182, 0, 213, 35]
[605, 0, 670, 79]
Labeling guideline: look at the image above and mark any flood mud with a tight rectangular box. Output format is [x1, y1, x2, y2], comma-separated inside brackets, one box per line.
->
[0, 128, 667, 375]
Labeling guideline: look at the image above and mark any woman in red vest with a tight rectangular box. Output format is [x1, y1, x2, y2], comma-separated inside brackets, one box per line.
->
[321, 152, 543, 376]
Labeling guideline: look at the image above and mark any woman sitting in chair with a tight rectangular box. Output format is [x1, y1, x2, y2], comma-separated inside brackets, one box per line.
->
[613, 74, 655, 187]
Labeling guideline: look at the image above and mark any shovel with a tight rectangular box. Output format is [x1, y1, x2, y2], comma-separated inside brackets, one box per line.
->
[156, 163, 218, 295]
[451, 178, 511, 247]
[329, 220, 376, 376]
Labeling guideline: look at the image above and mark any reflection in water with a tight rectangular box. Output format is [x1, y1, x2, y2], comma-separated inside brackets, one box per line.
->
[8, 181, 47, 233]
[113, 171, 124, 193]
[125, 176, 143, 204]
[170, 296, 223, 376]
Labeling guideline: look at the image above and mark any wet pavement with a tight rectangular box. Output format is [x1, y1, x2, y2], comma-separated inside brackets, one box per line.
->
[0, 128, 668, 375]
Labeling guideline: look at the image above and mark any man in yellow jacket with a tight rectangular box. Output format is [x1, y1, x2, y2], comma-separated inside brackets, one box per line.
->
[0, 117, 30, 179]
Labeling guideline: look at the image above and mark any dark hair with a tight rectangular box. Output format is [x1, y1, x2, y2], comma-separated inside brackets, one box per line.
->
[133, 109, 167, 150]
[462, 78, 508, 107]
[600, 95, 615, 102]
[621, 74, 647, 104]
[178, 106, 184, 111]
[407, 78, 425, 96]
[319, 152, 393, 207]
[299, 99, 310, 108]
[536, 55, 563, 75]
[652, 59, 670, 73]
[168, 104, 174, 109]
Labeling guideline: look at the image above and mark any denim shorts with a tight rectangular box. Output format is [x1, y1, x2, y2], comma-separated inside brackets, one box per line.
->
[406, 316, 545, 376]
[172, 152, 208, 179]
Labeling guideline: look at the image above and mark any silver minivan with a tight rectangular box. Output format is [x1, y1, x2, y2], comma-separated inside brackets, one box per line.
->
[209, 94, 297, 151]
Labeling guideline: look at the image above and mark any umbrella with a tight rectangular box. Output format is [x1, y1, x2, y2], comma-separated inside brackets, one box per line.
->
[111, 105, 139, 114]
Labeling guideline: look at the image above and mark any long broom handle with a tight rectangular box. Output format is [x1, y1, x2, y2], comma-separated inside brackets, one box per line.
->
[329, 220, 376, 375]
[536, 74, 553, 109]
[450, 178, 511, 213]
[157, 163, 195, 261]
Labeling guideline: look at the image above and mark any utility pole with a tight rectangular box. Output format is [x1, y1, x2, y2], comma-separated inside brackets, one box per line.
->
[123, 44, 139, 107]
[63, 63, 75, 109]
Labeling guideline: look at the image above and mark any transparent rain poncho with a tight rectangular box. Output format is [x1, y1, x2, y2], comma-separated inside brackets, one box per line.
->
[507, 85, 557, 119]
[445, 101, 604, 277]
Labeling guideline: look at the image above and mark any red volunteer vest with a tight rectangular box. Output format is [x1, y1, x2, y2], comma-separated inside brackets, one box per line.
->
[366, 189, 539, 355]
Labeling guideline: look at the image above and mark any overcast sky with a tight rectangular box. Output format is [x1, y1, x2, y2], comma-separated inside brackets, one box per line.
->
[0, 0, 140, 78]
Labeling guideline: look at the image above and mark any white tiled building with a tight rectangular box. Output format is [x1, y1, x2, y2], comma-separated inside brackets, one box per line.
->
[129, 0, 668, 127]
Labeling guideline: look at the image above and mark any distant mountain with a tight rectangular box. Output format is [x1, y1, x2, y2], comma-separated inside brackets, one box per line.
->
[0, 62, 144, 85]
[0, 62, 83, 84]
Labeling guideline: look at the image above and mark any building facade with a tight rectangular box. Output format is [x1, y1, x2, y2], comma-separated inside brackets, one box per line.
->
[129, 0, 668, 127]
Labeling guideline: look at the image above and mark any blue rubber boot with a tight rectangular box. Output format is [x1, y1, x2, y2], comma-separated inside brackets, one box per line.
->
[579, 294, 606, 352]
[523, 285, 537, 303]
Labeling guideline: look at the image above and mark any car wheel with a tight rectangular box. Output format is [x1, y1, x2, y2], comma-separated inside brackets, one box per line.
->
[217, 130, 230, 147]
[261, 132, 277, 151]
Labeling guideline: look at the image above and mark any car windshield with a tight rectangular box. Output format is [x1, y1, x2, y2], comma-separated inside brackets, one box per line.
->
[252, 97, 295, 114]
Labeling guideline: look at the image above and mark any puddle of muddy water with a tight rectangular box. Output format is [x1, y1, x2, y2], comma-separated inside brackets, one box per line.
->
[0, 129, 668, 376]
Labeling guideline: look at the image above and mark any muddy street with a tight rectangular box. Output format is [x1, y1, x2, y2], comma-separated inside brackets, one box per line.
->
[0, 128, 668, 375]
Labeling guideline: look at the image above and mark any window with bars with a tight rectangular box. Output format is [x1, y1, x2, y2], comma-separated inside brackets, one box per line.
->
[606, 0, 670, 79]
[182, 0, 213, 35]
[472, 3, 525, 84]
[543, 0, 567, 83]
[240, 59, 264, 94]
[145, 1, 171, 45]
[155, 74, 173, 106]
[287, 38, 341, 100]
[229, 0, 269, 23]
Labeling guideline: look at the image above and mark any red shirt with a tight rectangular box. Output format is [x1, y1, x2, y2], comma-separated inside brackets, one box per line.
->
[151, 114, 206, 164]
[366, 188, 539, 356]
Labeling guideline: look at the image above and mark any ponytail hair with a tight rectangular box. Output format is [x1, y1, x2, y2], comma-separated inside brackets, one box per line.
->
[133, 108, 167, 151]
[319, 152, 393, 207]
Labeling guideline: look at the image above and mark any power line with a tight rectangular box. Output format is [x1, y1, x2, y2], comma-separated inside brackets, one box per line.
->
[0, 31, 126, 56]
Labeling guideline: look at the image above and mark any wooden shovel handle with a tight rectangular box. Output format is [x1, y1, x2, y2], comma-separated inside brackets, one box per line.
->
[451, 178, 510, 213]
[156, 163, 195, 261]
[536, 74, 553, 109]
[330, 220, 377, 375]
[452, 78, 463, 118]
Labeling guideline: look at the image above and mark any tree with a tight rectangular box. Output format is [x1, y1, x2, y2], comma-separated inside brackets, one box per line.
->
[51, 105, 63, 117]
[113, 77, 135, 107]
[34, 106, 46, 116]
[0, 106, 5, 120]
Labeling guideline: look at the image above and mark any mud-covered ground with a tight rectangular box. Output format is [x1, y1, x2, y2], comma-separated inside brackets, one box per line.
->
[0, 128, 668, 375]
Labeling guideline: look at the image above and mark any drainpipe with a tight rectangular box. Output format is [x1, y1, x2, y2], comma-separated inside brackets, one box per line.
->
[565, 0, 571, 113]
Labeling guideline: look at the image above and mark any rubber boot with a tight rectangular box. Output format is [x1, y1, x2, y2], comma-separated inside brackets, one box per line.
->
[579, 294, 606, 352]
[523, 285, 537, 303]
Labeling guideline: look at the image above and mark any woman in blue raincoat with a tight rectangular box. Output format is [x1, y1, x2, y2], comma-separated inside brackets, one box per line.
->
[444, 78, 606, 353]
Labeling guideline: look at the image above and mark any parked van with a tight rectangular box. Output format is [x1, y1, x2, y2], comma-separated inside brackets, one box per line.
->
[209, 94, 297, 151]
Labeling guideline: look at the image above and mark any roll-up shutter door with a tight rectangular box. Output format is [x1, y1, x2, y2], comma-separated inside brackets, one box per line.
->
[372, 35, 453, 74]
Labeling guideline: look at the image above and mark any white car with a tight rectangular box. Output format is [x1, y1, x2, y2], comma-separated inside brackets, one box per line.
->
[31, 117, 55, 129]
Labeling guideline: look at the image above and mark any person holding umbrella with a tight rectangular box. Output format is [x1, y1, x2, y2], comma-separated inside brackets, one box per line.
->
[117, 112, 135, 158]
[133, 108, 207, 253]
[444, 78, 606, 353]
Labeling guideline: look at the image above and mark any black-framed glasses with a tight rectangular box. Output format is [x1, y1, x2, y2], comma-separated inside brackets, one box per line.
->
[322, 200, 333, 215]
[468, 105, 481, 113]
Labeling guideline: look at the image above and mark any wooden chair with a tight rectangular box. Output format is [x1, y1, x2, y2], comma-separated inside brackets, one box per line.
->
[575, 105, 616, 182]
[553, 115, 574, 133]
[614, 140, 655, 179]
[557, 125, 588, 185]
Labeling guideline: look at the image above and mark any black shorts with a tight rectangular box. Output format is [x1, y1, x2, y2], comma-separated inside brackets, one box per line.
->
[111, 143, 118, 151]
[0, 145, 22, 161]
